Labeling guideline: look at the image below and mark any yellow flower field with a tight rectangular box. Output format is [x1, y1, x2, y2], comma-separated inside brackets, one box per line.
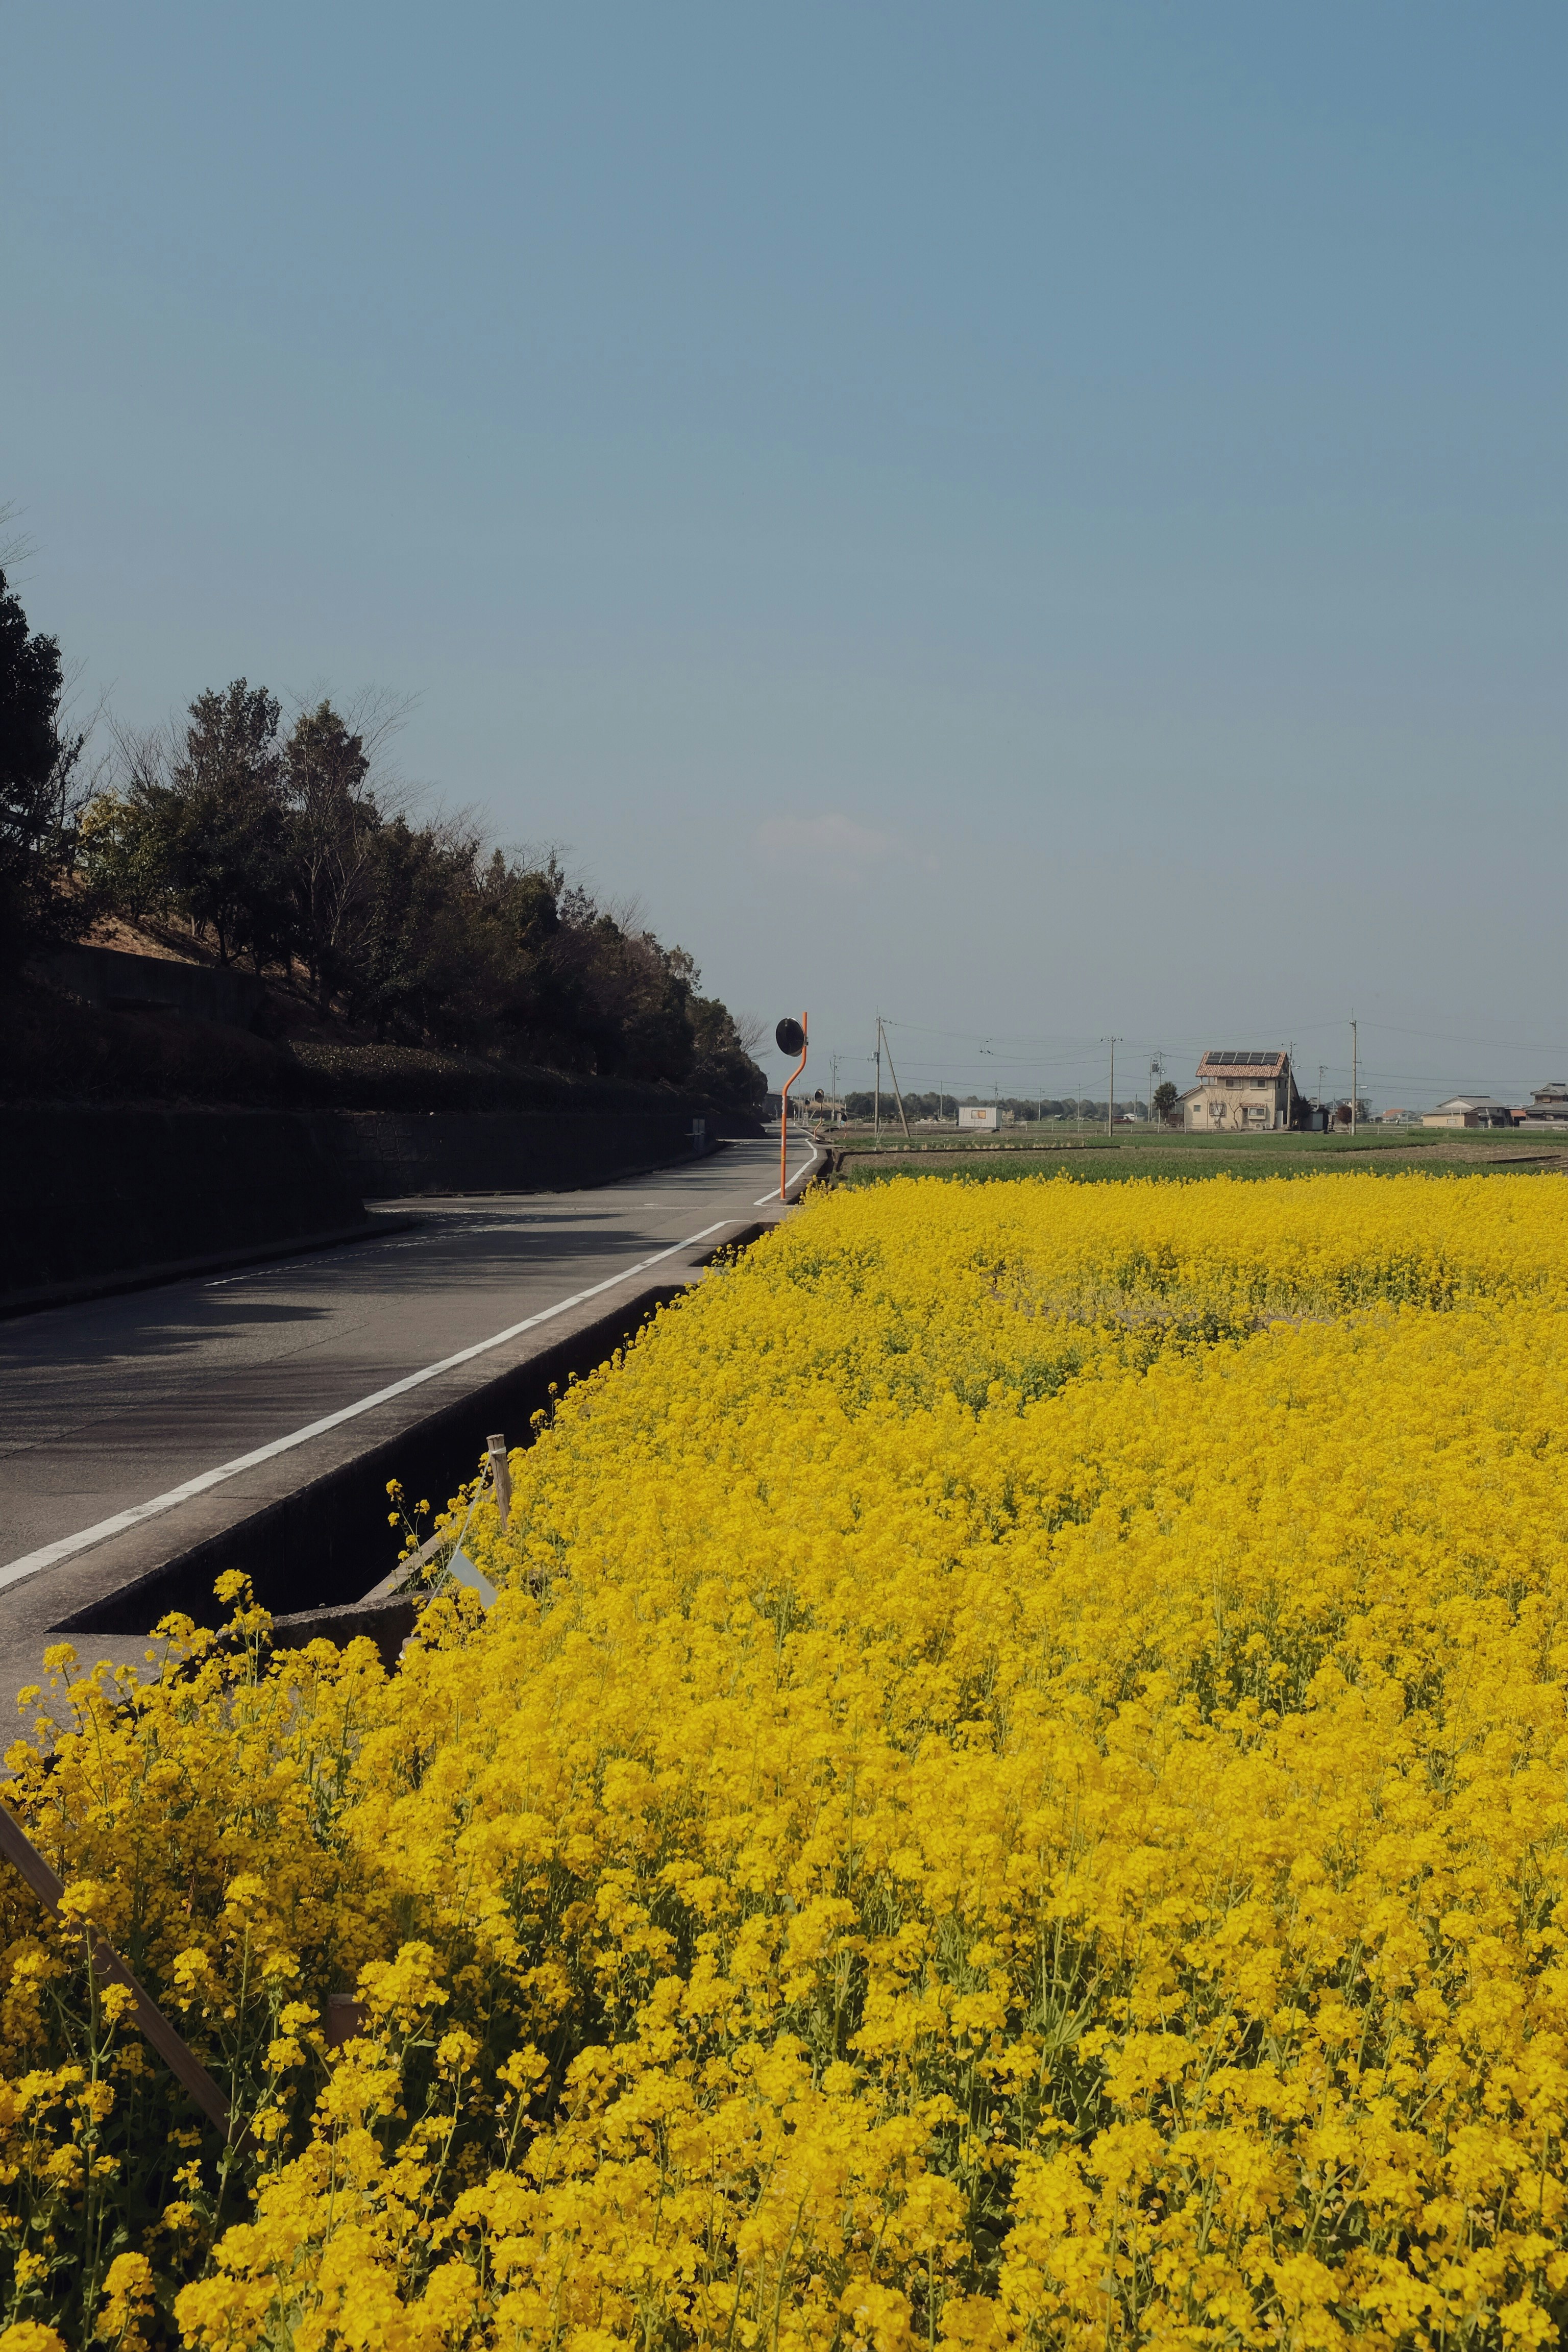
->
[3, 1172, 1566, 2350]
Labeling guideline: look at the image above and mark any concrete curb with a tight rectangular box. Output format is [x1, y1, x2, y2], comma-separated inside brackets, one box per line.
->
[267, 1594, 420, 1670]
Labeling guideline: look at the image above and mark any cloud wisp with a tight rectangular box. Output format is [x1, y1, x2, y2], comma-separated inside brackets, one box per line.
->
[757, 811, 910, 889]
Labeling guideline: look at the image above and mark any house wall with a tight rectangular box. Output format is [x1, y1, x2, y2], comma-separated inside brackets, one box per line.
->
[1184, 1080, 1287, 1132]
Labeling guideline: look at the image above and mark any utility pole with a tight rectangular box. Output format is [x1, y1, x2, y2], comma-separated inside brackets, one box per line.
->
[1350, 1014, 1358, 1136]
[829, 1052, 841, 1124]
[1147, 1051, 1163, 1127]
[879, 1017, 912, 1139]
[873, 1013, 881, 1142]
[1103, 1037, 1122, 1137]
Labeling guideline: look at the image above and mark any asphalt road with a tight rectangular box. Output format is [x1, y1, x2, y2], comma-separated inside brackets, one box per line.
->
[0, 1133, 816, 1704]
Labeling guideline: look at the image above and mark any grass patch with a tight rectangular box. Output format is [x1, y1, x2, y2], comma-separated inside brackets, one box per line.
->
[835, 1131, 1560, 1187]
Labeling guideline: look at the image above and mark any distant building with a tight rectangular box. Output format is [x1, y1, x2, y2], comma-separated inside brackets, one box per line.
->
[959, 1105, 999, 1132]
[1515, 1082, 1568, 1126]
[1423, 1095, 1514, 1130]
[1182, 1049, 1301, 1133]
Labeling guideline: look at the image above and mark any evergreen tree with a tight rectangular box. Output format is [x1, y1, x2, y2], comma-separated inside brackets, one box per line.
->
[0, 568, 85, 970]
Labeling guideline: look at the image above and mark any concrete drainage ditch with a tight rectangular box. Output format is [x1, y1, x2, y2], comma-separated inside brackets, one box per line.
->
[53, 1224, 770, 1667]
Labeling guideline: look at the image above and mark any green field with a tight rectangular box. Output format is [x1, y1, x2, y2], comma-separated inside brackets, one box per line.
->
[830, 1127, 1563, 1187]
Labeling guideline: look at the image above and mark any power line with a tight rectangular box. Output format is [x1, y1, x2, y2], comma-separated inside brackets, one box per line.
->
[876, 1012, 1564, 1060]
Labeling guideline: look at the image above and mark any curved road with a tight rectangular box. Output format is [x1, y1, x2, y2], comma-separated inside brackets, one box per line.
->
[0, 1134, 818, 1705]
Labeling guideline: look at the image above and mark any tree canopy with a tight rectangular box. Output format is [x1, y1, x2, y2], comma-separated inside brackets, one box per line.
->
[3, 561, 762, 1101]
[0, 567, 85, 972]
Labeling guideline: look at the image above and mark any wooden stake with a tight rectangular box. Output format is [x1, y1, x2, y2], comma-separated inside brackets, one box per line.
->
[0, 1801, 236, 2141]
[487, 1432, 512, 1532]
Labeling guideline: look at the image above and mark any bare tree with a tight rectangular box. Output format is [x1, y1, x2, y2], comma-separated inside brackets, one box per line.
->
[280, 686, 417, 1010]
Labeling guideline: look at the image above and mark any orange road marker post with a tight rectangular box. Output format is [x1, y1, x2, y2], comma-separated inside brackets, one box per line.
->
[775, 1014, 808, 1202]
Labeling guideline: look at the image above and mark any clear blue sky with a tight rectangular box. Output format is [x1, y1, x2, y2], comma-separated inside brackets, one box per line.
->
[5, 3, 1563, 1108]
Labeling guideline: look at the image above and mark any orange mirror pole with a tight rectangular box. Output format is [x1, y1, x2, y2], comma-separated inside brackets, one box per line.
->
[780, 1013, 808, 1200]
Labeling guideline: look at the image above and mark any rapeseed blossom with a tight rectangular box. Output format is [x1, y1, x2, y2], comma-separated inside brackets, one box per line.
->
[1, 1173, 1565, 2347]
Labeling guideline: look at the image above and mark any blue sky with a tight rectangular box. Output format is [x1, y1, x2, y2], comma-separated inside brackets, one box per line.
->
[5, 3, 1563, 1108]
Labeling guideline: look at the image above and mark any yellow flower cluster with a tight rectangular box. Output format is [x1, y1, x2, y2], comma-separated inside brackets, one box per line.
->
[2, 1172, 1566, 2347]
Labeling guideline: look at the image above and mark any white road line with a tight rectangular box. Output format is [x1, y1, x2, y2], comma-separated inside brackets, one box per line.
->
[755, 1139, 822, 1207]
[0, 1217, 732, 1597]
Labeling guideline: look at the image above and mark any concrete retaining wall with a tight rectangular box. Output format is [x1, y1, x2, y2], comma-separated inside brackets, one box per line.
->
[30, 945, 265, 1030]
[2, 1110, 369, 1308]
[2, 1106, 728, 1311]
[320, 1109, 710, 1198]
